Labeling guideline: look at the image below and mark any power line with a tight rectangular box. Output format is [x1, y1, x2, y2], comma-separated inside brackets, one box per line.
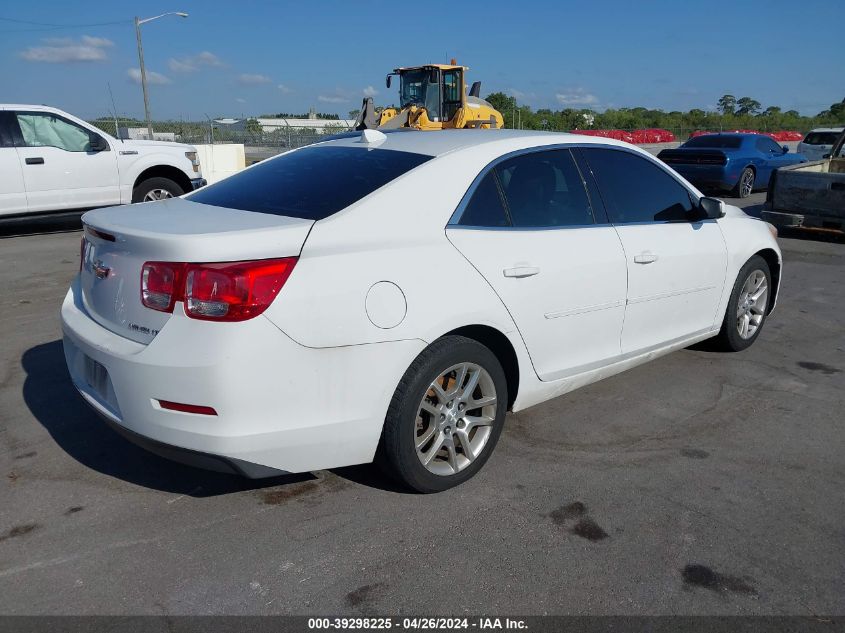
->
[0, 16, 130, 33]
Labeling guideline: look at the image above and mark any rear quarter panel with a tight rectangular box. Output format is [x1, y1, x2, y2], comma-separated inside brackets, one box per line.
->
[262, 145, 529, 349]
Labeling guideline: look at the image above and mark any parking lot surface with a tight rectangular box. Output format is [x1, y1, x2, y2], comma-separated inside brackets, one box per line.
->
[1, 194, 843, 615]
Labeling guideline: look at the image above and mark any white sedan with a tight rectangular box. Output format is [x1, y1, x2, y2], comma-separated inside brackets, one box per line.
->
[61, 129, 781, 492]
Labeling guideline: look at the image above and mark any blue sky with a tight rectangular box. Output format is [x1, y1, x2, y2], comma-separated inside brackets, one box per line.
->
[1, 0, 843, 121]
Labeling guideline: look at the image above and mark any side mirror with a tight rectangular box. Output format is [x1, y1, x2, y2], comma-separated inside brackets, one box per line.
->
[698, 196, 725, 220]
[89, 133, 108, 152]
[385, 74, 392, 89]
[782, 145, 789, 154]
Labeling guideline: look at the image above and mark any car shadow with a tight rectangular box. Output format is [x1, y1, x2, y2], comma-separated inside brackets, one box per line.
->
[21, 340, 315, 497]
[0, 211, 85, 238]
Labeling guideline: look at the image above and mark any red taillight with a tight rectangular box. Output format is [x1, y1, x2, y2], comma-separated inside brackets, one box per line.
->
[140, 258, 297, 322]
[157, 399, 217, 416]
[141, 262, 186, 313]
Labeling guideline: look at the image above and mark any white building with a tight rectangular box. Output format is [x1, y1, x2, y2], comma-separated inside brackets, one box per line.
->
[255, 117, 355, 134]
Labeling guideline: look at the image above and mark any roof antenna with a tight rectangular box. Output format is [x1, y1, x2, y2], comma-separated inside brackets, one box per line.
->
[107, 82, 123, 142]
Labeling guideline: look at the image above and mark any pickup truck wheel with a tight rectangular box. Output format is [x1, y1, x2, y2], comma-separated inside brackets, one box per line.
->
[733, 167, 755, 198]
[377, 336, 508, 493]
[713, 255, 771, 352]
[132, 177, 184, 203]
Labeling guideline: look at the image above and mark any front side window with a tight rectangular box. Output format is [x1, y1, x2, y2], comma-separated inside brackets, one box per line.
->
[583, 148, 696, 224]
[16, 112, 93, 152]
[189, 145, 432, 220]
[756, 137, 782, 153]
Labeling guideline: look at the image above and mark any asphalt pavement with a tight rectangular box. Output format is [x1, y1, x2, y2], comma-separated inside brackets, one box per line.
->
[0, 193, 843, 615]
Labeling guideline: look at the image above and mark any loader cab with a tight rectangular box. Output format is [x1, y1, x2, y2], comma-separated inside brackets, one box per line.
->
[388, 65, 466, 124]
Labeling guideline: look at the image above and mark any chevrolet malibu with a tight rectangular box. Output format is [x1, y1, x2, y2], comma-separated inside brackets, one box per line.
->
[62, 129, 781, 492]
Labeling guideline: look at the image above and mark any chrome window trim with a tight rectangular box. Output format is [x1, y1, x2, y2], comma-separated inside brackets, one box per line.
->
[447, 142, 704, 230]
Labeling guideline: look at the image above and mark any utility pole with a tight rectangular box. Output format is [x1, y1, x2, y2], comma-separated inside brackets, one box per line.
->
[134, 12, 189, 141]
[134, 17, 153, 140]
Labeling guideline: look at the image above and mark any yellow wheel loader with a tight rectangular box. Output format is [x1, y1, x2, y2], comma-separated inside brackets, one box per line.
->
[354, 62, 504, 131]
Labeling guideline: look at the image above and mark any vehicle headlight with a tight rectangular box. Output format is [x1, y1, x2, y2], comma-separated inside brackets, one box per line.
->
[185, 151, 199, 173]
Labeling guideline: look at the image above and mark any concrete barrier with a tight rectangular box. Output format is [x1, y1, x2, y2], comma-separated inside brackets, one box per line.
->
[194, 144, 246, 185]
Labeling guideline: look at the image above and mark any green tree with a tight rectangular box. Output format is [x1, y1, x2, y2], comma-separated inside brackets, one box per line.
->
[761, 106, 781, 117]
[736, 97, 762, 116]
[245, 118, 263, 134]
[717, 94, 737, 115]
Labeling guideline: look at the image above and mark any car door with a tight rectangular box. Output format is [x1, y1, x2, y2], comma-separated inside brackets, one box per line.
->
[13, 110, 120, 212]
[754, 136, 789, 187]
[0, 111, 27, 216]
[446, 148, 628, 382]
[580, 147, 728, 355]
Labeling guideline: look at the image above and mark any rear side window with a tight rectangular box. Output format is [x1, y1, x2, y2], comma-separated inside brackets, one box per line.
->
[189, 145, 432, 220]
[457, 149, 596, 228]
[583, 148, 695, 224]
[0, 112, 16, 148]
[496, 149, 594, 227]
[458, 172, 509, 227]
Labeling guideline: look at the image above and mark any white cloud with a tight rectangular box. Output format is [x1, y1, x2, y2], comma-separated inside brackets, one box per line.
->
[508, 88, 536, 102]
[318, 95, 348, 104]
[238, 73, 272, 85]
[168, 51, 225, 73]
[126, 68, 172, 85]
[81, 35, 114, 48]
[555, 88, 599, 106]
[19, 35, 113, 63]
[236, 98, 246, 103]
[362, 85, 378, 98]
[277, 84, 292, 94]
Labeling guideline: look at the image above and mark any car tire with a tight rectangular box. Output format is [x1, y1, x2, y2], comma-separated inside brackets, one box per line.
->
[733, 167, 755, 198]
[713, 255, 772, 352]
[377, 335, 508, 493]
[132, 177, 184, 203]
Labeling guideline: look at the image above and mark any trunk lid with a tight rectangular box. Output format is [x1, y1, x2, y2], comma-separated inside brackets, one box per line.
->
[79, 198, 313, 344]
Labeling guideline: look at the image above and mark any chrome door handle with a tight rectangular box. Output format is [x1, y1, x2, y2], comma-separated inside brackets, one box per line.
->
[633, 252, 658, 264]
[503, 266, 540, 278]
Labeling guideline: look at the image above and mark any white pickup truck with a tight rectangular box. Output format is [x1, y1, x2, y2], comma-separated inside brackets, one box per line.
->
[0, 104, 205, 218]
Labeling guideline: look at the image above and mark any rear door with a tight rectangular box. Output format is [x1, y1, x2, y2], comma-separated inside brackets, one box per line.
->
[581, 147, 727, 355]
[14, 110, 120, 212]
[446, 148, 627, 381]
[0, 111, 27, 216]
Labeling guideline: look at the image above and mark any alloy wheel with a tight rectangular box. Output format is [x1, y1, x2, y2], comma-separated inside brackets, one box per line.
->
[740, 170, 754, 197]
[143, 189, 174, 202]
[736, 269, 768, 339]
[414, 362, 497, 476]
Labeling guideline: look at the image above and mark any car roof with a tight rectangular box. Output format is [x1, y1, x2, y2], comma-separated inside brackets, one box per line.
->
[0, 104, 58, 111]
[313, 129, 632, 158]
[806, 127, 844, 133]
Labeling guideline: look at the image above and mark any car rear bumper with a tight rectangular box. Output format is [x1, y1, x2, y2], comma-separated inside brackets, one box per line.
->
[669, 164, 740, 190]
[61, 277, 425, 477]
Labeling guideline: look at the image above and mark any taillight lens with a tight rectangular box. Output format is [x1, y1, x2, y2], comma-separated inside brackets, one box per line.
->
[141, 262, 186, 313]
[140, 258, 297, 322]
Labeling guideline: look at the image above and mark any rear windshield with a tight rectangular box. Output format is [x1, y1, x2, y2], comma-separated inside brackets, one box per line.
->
[803, 132, 841, 145]
[683, 136, 742, 149]
[189, 145, 433, 220]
